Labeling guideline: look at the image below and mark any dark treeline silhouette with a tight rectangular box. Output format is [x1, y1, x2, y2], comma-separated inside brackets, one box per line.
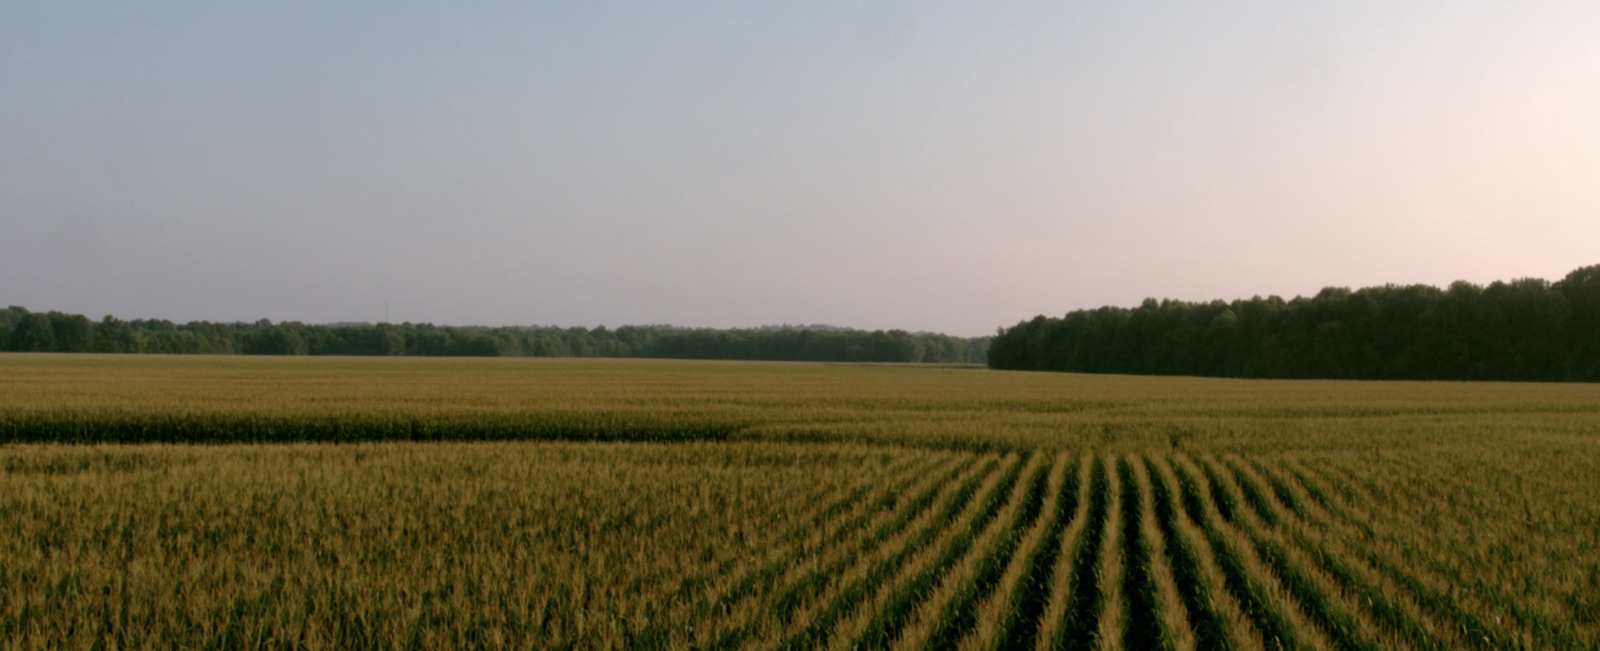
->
[989, 265, 1600, 381]
[0, 308, 989, 364]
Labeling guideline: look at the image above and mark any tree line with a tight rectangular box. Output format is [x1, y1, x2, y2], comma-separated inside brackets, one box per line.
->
[989, 265, 1600, 381]
[0, 308, 989, 364]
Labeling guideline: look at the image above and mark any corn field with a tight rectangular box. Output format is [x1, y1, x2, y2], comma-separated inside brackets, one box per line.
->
[1, 354, 1597, 648]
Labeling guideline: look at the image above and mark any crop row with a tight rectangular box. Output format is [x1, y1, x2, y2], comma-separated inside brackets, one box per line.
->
[0, 410, 750, 444]
[1, 442, 1593, 649]
[0, 443, 960, 648]
[8, 354, 1598, 455]
[697, 451, 1596, 650]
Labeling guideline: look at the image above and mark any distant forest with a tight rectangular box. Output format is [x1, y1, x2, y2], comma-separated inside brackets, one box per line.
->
[0, 308, 989, 364]
[989, 265, 1600, 382]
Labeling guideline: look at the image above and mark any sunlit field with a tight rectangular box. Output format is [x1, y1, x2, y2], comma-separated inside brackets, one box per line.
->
[2, 354, 1598, 648]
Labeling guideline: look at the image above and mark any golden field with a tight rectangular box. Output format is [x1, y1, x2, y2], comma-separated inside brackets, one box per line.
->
[1, 354, 1597, 649]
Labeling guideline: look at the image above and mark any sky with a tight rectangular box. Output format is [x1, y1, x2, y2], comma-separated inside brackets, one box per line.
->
[3, 2, 1597, 336]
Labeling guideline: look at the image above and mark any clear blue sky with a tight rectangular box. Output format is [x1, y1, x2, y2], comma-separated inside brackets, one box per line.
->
[3, 2, 1597, 336]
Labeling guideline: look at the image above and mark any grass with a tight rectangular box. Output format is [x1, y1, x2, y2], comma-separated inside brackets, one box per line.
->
[1, 353, 1598, 648]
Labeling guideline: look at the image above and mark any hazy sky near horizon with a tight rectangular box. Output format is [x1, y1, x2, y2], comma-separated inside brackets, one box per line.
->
[3, 2, 1597, 336]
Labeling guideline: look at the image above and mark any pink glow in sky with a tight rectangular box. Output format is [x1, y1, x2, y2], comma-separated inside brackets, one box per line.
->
[3, 3, 1597, 336]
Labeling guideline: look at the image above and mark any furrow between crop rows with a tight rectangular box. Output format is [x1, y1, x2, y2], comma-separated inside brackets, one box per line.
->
[685, 451, 958, 646]
[1292, 457, 1576, 649]
[1029, 456, 1093, 650]
[1209, 457, 1387, 651]
[910, 453, 1054, 650]
[1246, 458, 1457, 651]
[819, 455, 1022, 649]
[1167, 455, 1308, 650]
[1048, 455, 1114, 651]
[1119, 455, 1165, 650]
[847, 452, 1032, 650]
[633, 451, 911, 640]
[1318, 457, 1592, 650]
[719, 453, 991, 649]
[1125, 455, 1195, 651]
[768, 455, 1009, 649]
[1187, 456, 1340, 650]
[1143, 454, 1244, 651]
[976, 453, 1083, 651]
[1282, 459, 1514, 649]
